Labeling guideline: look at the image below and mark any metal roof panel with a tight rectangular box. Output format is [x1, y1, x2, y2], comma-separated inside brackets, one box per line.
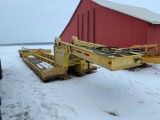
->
[92, 0, 160, 24]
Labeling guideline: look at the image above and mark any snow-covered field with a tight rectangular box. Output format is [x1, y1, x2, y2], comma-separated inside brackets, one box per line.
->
[0, 45, 160, 120]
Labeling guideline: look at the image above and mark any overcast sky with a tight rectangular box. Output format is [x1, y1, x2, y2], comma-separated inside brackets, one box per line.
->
[0, 0, 160, 44]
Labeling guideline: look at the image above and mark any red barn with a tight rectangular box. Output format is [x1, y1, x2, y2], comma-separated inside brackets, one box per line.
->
[60, 0, 160, 53]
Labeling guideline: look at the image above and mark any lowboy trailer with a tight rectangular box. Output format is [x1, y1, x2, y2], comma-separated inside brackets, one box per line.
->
[18, 36, 142, 81]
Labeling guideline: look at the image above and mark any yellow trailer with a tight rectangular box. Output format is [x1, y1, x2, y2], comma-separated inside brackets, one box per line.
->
[18, 36, 142, 81]
[131, 44, 160, 64]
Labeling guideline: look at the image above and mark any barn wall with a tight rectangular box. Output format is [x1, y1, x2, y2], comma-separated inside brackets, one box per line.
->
[60, 0, 149, 48]
[148, 24, 160, 53]
[95, 4, 148, 47]
[60, 0, 95, 43]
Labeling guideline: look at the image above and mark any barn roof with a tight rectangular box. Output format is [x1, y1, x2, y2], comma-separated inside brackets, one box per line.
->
[92, 0, 160, 24]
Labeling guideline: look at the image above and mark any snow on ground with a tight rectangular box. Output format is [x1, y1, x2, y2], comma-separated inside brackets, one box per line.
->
[0, 45, 160, 120]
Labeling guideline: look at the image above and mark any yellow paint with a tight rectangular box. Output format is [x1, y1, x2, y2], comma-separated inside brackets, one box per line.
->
[18, 36, 143, 81]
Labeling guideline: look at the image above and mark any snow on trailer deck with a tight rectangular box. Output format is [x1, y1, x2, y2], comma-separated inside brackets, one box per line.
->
[27, 56, 54, 70]
[0, 45, 160, 120]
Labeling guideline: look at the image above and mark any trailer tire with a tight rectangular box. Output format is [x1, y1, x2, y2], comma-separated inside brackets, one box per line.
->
[20, 54, 22, 58]
[0, 60, 2, 79]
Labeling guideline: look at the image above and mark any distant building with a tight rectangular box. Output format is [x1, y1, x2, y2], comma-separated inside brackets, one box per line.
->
[60, 0, 160, 53]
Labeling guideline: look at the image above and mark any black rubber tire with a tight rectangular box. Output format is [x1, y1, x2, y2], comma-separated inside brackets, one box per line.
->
[20, 54, 22, 58]
[0, 61, 2, 120]
[0, 97, 1, 120]
[0, 60, 2, 79]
